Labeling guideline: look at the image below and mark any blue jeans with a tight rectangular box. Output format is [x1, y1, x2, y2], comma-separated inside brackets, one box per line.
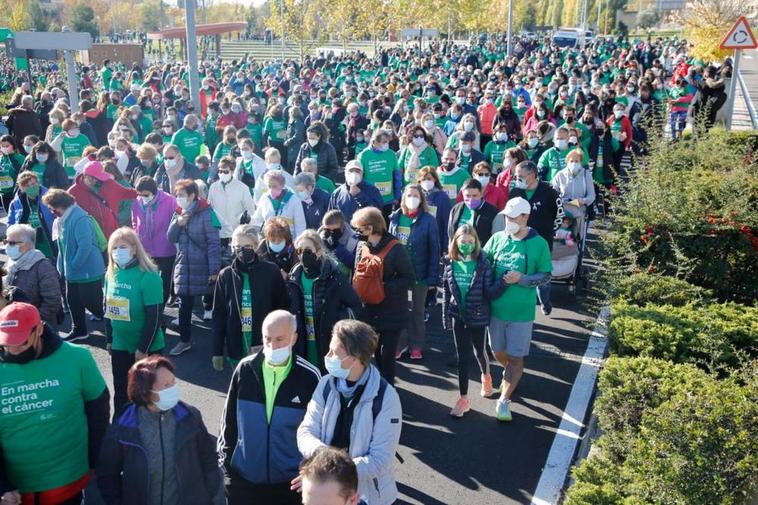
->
[537, 282, 552, 311]
[670, 111, 687, 139]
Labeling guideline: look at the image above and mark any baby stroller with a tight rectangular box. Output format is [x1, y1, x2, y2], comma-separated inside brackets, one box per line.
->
[551, 205, 591, 294]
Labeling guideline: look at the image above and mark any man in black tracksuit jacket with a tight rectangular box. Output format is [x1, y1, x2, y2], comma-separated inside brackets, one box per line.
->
[218, 311, 321, 505]
[447, 179, 499, 247]
[504, 161, 564, 314]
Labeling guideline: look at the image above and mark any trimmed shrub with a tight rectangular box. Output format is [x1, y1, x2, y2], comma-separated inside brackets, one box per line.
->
[608, 302, 757, 375]
[610, 273, 712, 307]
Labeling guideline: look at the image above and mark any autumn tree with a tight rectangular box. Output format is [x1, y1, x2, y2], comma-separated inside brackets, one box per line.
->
[266, 0, 325, 62]
[680, 0, 752, 61]
[70, 2, 99, 38]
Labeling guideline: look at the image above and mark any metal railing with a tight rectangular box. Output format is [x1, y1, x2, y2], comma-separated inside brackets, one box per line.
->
[737, 71, 758, 129]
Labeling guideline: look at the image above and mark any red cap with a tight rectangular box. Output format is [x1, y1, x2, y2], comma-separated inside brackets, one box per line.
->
[83, 161, 112, 182]
[0, 303, 42, 346]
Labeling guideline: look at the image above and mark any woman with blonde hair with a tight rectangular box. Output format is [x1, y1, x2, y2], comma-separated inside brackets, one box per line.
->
[446, 112, 480, 151]
[104, 226, 166, 416]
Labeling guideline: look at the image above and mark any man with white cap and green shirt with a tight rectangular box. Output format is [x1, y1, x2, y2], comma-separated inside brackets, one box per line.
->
[482, 197, 552, 421]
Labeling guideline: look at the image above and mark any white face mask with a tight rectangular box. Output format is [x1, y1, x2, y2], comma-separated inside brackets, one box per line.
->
[164, 158, 177, 169]
[176, 196, 191, 209]
[140, 194, 154, 205]
[505, 220, 521, 235]
[496, 132, 508, 142]
[423, 120, 434, 130]
[568, 161, 583, 175]
[405, 195, 421, 210]
[307, 138, 319, 147]
[345, 172, 362, 185]
[475, 175, 490, 187]
[263, 341, 292, 365]
[420, 180, 435, 192]
[555, 139, 568, 150]
[412, 137, 425, 147]
[219, 172, 232, 183]
[241, 150, 254, 160]
[614, 110, 624, 119]
[463, 121, 474, 132]
[0, 147, 10, 155]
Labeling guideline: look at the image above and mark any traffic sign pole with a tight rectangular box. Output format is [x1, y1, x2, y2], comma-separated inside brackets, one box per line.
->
[725, 49, 740, 131]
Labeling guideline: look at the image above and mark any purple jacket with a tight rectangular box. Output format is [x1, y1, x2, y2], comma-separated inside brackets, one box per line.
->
[132, 190, 177, 258]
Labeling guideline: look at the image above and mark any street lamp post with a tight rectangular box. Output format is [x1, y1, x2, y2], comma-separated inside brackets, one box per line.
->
[506, 0, 513, 57]
[280, 0, 286, 61]
[184, 0, 201, 112]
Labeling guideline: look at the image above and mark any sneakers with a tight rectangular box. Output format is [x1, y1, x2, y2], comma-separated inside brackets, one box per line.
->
[409, 348, 423, 360]
[495, 398, 512, 422]
[88, 314, 104, 322]
[480, 374, 494, 397]
[169, 341, 192, 356]
[450, 397, 471, 418]
[169, 317, 180, 327]
[541, 304, 553, 316]
[203, 309, 213, 321]
[63, 331, 88, 343]
[395, 345, 408, 360]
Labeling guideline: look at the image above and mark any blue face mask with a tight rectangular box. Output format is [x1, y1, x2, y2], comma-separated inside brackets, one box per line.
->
[324, 355, 352, 379]
[269, 241, 286, 253]
[111, 247, 133, 268]
[153, 384, 180, 411]
[6, 244, 22, 261]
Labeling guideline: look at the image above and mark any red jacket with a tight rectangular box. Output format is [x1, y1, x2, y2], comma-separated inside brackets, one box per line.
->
[69, 176, 137, 238]
[606, 115, 633, 150]
[477, 103, 498, 135]
[456, 183, 508, 211]
[495, 169, 513, 202]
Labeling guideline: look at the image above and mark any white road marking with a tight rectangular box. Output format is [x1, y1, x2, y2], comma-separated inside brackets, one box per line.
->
[530, 305, 609, 505]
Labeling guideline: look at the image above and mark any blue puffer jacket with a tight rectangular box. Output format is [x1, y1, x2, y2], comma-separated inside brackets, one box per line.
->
[442, 252, 507, 328]
[388, 209, 441, 285]
[55, 205, 105, 282]
[167, 199, 221, 296]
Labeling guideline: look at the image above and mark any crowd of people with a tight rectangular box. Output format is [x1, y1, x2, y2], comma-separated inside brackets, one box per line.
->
[0, 33, 732, 505]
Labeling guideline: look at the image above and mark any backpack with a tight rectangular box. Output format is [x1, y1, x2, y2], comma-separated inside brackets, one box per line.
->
[87, 215, 108, 252]
[352, 239, 398, 305]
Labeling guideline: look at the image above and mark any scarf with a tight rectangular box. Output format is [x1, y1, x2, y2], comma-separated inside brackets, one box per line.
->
[335, 367, 370, 399]
[51, 205, 75, 241]
[4, 249, 46, 285]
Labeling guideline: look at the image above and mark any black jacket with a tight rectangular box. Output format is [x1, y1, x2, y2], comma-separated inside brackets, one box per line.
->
[588, 133, 617, 185]
[287, 259, 363, 370]
[442, 252, 506, 328]
[218, 352, 321, 485]
[447, 200, 498, 246]
[354, 233, 415, 331]
[509, 182, 564, 250]
[212, 255, 291, 360]
[294, 140, 339, 181]
[19, 154, 70, 189]
[97, 402, 221, 505]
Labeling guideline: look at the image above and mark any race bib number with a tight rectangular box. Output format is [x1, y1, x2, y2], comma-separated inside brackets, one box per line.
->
[105, 297, 130, 322]
[0, 176, 13, 189]
[66, 156, 82, 167]
[427, 205, 437, 217]
[396, 225, 411, 245]
[241, 306, 253, 332]
[443, 184, 458, 199]
[305, 315, 316, 341]
[375, 180, 392, 196]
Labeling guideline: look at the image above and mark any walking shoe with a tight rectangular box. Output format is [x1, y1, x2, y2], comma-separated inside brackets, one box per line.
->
[203, 309, 213, 321]
[63, 331, 88, 343]
[169, 341, 192, 356]
[88, 314, 103, 322]
[480, 374, 494, 397]
[450, 397, 471, 418]
[495, 398, 512, 422]
[409, 348, 423, 360]
[423, 310, 430, 322]
[395, 345, 408, 360]
[541, 304, 552, 316]
[169, 317, 180, 327]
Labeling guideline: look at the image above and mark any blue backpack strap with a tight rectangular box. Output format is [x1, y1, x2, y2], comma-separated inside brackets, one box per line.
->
[321, 378, 333, 404]
[372, 377, 388, 421]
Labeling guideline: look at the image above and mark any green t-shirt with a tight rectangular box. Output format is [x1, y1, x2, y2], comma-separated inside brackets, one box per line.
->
[30, 162, 46, 181]
[438, 167, 471, 204]
[263, 117, 287, 143]
[459, 204, 475, 229]
[241, 273, 253, 353]
[60, 134, 91, 177]
[398, 146, 439, 185]
[453, 259, 477, 313]
[212, 142, 234, 164]
[357, 148, 398, 203]
[171, 128, 204, 165]
[0, 342, 106, 492]
[483, 231, 552, 322]
[261, 356, 293, 423]
[0, 153, 23, 195]
[301, 272, 319, 367]
[316, 175, 336, 193]
[483, 140, 514, 174]
[245, 122, 264, 150]
[105, 266, 165, 353]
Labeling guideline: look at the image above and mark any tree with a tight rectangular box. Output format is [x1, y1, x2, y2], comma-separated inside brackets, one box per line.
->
[679, 0, 751, 62]
[28, 0, 51, 32]
[70, 2, 100, 38]
[265, 0, 324, 62]
[0, 0, 31, 31]
[636, 9, 659, 29]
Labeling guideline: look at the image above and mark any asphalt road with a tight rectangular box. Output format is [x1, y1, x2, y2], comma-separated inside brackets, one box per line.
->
[68, 268, 594, 505]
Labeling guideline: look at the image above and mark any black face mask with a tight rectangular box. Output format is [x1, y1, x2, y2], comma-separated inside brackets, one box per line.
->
[320, 228, 342, 248]
[444, 161, 456, 172]
[1, 346, 37, 364]
[236, 248, 257, 265]
[300, 250, 321, 277]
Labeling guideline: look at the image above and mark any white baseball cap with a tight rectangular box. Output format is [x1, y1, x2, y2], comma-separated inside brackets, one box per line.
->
[345, 160, 363, 172]
[504, 197, 531, 218]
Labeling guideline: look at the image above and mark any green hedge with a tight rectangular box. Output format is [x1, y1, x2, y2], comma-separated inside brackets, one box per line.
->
[610, 273, 712, 307]
[608, 301, 757, 375]
[565, 357, 758, 505]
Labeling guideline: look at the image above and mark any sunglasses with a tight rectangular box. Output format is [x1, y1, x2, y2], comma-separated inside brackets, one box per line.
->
[296, 247, 315, 255]
[4, 240, 22, 246]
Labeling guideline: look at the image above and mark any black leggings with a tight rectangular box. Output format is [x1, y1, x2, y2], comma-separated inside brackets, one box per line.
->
[374, 328, 400, 385]
[153, 255, 175, 306]
[111, 349, 135, 419]
[453, 319, 490, 396]
[66, 279, 104, 335]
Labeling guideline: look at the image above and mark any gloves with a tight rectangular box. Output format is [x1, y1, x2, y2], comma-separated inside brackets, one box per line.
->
[212, 356, 224, 371]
